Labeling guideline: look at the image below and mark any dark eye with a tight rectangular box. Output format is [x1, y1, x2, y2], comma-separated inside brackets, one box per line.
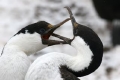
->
[39, 28, 46, 34]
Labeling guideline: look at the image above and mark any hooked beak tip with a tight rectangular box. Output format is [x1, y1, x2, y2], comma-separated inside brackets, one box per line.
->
[46, 18, 71, 33]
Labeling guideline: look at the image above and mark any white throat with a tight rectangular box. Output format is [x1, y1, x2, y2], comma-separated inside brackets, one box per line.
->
[68, 36, 93, 71]
[5, 32, 47, 55]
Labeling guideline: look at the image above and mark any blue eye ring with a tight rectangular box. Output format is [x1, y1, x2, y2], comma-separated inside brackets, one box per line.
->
[39, 28, 46, 34]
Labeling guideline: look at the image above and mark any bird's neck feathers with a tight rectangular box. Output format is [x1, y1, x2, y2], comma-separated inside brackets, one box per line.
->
[32, 36, 93, 72]
[0, 44, 31, 80]
[4, 32, 47, 56]
[25, 37, 93, 80]
[68, 36, 93, 71]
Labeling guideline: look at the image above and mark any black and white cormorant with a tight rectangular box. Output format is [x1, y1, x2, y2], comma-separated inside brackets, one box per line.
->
[0, 18, 70, 80]
[25, 7, 103, 80]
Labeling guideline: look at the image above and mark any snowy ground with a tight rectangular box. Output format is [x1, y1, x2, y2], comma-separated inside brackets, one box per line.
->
[0, 0, 120, 80]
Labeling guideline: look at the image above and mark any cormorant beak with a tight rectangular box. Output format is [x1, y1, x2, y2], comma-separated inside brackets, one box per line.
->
[41, 18, 70, 40]
[64, 7, 78, 29]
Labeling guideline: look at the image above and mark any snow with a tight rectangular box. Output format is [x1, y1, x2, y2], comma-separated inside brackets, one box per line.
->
[0, 0, 119, 80]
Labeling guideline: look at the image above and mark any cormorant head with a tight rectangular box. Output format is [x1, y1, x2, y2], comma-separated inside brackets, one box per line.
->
[17, 19, 70, 40]
[5, 19, 70, 55]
